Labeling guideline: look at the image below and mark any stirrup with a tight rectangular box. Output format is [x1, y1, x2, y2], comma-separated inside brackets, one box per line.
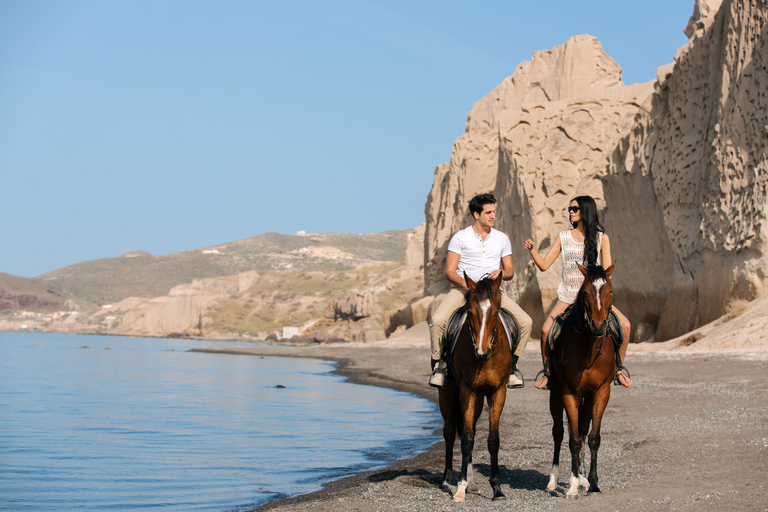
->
[533, 369, 550, 391]
[507, 370, 524, 389]
[428, 363, 447, 388]
[614, 365, 633, 388]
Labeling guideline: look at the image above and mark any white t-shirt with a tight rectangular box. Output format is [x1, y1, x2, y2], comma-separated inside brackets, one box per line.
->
[447, 226, 512, 284]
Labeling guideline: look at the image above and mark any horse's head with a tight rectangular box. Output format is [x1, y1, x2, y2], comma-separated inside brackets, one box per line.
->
[576, 262, 615, 337]
[464, 272, 503, 361]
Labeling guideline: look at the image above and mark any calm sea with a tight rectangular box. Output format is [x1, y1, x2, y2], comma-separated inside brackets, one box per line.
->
[0, 332, 440, 511]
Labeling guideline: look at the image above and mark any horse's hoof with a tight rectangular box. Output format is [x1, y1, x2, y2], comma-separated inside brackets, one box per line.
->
[492, 494, 507, 501]
[588, 485, 601, 493]
[566, 493, 579, 500]
[468, 486, 480, 495]
[453, 496, 465, 502]
[546, 484, 557, 492]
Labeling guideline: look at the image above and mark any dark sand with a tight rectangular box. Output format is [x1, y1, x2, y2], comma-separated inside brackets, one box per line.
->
[194, 298, 768, 512]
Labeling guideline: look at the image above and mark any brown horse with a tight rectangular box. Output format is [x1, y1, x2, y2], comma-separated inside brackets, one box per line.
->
[438, 272, 512, 502]
[547, 263, 617, 498]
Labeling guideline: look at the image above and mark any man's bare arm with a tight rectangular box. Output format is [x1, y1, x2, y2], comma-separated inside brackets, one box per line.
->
[445, 251, 467, 288]
[488, 254, 514, 281]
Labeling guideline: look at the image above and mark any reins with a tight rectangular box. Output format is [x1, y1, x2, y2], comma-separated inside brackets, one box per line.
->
[585, 333, 609, 370]
[465, 277, 501, 357]
[469, 316, 499, 351]
[569, 285, 611, 370]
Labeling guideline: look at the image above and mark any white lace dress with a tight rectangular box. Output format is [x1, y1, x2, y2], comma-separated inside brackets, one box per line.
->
[556, 230, 603, 304]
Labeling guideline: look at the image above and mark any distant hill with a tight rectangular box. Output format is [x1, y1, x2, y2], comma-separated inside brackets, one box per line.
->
[0, 272, 67, 311]
[19, 230, 410, 308]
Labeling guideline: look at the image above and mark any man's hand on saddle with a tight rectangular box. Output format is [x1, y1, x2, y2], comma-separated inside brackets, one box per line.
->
[488, 270, 503, 280]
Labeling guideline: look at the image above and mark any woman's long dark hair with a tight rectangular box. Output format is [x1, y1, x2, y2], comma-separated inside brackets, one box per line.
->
[571, 195, 605, 266]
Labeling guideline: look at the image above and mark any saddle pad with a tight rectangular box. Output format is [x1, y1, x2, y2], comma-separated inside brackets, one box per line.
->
[443, 308, 519, 358]
[547, 305, 572, 351]
[444, 309, 468, 358]
[608, 310, 623, 349]
[547, 306, 623, 352]
[499, 308, 520, 353]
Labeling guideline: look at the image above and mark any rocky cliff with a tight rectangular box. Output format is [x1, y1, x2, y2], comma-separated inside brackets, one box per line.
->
[423, 0, 768, 342]
[424, 35, 656, 335]
[607, 0, 768, 340]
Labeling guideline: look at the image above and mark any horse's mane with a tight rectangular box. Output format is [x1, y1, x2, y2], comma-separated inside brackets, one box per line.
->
[463, 277, 500, 306]
[563, 264, 609, 327]
[583, 264, 608, 283]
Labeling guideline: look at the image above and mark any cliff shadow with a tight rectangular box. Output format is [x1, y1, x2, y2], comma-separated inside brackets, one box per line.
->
[601, 158, 677, 342]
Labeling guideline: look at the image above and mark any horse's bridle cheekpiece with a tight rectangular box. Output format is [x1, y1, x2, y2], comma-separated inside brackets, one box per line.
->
[469, 314, 498, 361]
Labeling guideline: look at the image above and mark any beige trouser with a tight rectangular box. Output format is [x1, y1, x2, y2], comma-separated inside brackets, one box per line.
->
[429, 287, 532, 361]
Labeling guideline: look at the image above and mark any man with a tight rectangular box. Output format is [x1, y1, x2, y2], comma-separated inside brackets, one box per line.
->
[428, 193, 532, 388]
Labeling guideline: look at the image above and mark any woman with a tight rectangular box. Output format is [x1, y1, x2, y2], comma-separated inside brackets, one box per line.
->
[524, 196, 633, 389]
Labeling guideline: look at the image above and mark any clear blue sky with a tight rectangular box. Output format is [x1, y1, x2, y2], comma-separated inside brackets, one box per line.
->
[1, 0, 692, 278]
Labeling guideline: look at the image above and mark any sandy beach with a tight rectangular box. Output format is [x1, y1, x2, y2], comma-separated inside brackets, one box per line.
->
[196, 294, 768, 512]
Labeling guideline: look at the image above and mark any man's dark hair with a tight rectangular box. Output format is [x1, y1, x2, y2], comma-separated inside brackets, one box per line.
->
[469, 193, 496, 216]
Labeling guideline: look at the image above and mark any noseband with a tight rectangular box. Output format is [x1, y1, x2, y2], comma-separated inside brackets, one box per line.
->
[469, 310, 498, 361]
[584, 310, 609, 338]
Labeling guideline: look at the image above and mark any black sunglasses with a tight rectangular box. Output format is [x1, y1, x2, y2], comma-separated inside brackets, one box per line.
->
[568, 206, 580, 213]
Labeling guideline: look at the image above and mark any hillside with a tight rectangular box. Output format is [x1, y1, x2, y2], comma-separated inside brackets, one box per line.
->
[0, 227, 425, 341]
[0, 272, 67, 312]
[30, 230, 410, 308]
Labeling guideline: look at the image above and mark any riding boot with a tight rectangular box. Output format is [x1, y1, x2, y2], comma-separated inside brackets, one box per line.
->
[429, 359, 447, 388]
[507, 354, 524, 389]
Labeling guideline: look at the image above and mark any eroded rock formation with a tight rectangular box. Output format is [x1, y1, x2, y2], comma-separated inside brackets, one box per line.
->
[328, 294, 376, 321]
[607, 0, 768, 339]
[423, 0, 768, 342]
[424, 35, 656, 335]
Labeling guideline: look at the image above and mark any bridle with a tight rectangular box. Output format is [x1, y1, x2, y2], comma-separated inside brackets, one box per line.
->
[575, 282, 611, 369]
[469, 313, 498, 361]
[466, 278, 500, 361]
[585, 310, 609, 338]
[574, 282, 610, 338]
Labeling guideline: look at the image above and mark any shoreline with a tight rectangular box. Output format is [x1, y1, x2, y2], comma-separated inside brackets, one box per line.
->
[7, 292, 768, 511]
[192, 301, 768, 511]
[188, 336, 448, 511]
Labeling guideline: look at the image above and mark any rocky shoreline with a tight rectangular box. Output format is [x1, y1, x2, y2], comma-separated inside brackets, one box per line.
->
[192, 300, 768, 512]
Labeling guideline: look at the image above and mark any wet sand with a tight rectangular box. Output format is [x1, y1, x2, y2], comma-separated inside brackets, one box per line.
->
[195, 296, 768, 512]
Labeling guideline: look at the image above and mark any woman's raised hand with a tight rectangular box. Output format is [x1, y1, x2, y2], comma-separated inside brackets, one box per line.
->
[524, 239, 535, 252]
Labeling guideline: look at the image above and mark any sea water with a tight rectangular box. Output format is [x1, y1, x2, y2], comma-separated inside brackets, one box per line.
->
[0, 332, 440, 511]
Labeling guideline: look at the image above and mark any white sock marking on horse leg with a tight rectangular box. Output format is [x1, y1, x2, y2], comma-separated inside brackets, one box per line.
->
[579, 442, 588, 488]
[467, 462, 479, 493]
[547, 464, 559, 491]
[567, 474, 580, 498]
[454, 479, 468, 502]
[578, 440, 590, 489]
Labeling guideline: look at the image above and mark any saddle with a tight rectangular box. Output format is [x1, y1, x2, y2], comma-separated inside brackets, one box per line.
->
[547, 305, 623, 355]
[441, 308, 520, 382]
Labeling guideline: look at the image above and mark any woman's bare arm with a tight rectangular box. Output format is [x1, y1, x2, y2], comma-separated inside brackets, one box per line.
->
[524, 235, 562, 271]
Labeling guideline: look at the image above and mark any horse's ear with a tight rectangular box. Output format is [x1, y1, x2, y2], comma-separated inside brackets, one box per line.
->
[576, 263, 588, 276]
[605, 263, 615, 278]
[465, 272, 476, 292]
[492, 271, 503, 290]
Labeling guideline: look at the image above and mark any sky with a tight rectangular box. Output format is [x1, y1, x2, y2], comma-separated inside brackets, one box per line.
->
[1, 0, 694, 278]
